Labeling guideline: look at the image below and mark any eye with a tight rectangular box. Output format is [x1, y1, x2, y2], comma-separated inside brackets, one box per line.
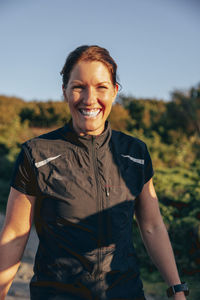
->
[98, 85, 108, 89]
[72, 85, 84, 91]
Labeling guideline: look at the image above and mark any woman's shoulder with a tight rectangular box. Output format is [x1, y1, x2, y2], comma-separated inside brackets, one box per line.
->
[19, 126, 69, 164]
[111, 129, 147, 151]
[110, 130, 153, 174]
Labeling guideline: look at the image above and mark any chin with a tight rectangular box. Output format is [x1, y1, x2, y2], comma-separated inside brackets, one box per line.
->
[83, 125, 104, 135]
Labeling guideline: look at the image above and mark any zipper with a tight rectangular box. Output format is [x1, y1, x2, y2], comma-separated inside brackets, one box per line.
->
[105, 186, 110, 197]
[91, 136, 102, 280]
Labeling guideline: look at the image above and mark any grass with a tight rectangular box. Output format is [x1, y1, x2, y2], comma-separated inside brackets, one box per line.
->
[143, 280, 168, 299]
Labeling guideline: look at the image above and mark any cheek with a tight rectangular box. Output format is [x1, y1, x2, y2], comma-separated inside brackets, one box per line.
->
[68, 93, 80, 106]
[102, 102, 113, 118]
[104, 94, 115, 109]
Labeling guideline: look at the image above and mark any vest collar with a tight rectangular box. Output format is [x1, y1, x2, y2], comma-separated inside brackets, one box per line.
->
[61, 119, 112, 150]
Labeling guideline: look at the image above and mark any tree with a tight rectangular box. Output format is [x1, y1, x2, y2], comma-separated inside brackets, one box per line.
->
[167, 84, 200, 136]
[109, 103, 130, 131]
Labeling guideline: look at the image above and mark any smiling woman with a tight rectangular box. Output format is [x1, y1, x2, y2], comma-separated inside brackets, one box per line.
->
[63, 60, 118, 136]
[0, 45, 188, 300]
[60, 45, 119, 136]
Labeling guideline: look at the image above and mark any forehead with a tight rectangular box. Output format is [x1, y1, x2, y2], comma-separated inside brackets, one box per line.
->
[69, 60, 112, 82]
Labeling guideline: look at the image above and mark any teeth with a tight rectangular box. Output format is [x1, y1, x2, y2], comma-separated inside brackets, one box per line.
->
[79, 109, 100, 117]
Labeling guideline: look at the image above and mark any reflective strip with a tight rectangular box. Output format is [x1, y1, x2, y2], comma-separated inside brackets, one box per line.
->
[35, 154, 61, 168]
[121, 154, 144, 165]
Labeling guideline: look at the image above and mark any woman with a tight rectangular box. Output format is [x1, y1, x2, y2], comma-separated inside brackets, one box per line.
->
[0, 45, 188, 300]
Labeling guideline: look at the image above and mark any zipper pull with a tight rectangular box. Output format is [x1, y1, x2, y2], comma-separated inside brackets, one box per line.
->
[106, 186, 110, 197]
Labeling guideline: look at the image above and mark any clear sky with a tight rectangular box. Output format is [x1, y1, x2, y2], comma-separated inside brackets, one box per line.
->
[0, 0, 199, 102]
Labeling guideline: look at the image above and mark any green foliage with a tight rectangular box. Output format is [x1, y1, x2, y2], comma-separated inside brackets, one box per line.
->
[20, 101, 71, 127]
[155, 166, 200, 278]
[0, 95, 24, 126]
[119, 83, 200, 143]
[119, 95, 167, 137]
[108, 103, 131, 131]
[0, 116, 30, 209]
[166, 85, 200, 136]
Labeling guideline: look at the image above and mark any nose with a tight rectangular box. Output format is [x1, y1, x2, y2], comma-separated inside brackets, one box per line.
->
[82, 86, 96, 105]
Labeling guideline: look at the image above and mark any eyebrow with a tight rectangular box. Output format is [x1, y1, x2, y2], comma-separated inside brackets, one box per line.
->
[69, 80, 111, 85]
[70, 80, 84, 84]
[97, 81, 111, 85]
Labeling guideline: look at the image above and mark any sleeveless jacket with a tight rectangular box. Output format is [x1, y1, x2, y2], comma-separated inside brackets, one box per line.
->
[11, 121, 153, 300]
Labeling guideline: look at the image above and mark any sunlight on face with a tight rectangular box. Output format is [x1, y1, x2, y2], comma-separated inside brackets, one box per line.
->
[63, 61, 118, 136]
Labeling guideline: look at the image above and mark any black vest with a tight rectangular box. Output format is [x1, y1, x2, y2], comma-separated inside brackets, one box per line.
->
[11, 121, 153, 300]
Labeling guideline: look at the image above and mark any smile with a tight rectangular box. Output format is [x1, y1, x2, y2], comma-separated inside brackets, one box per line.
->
[79, 109, 101, 118]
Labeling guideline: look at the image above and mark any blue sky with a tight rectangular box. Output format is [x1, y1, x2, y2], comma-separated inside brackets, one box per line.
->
[0, 0, 199, 101]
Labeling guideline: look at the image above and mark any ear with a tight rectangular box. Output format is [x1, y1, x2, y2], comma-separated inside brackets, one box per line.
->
[112, 83, 119, 103]
[62, 85, 68, 102]
[115, 83, 119, 94]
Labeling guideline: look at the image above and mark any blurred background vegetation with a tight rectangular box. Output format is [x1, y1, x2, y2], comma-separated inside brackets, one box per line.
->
[0, 83, 200, 298]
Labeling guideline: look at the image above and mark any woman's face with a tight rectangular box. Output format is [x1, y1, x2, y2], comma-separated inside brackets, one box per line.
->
[63, 60, 118, 136]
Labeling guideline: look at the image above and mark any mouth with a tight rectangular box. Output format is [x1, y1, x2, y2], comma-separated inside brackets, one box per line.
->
[79, 108, 101, 118]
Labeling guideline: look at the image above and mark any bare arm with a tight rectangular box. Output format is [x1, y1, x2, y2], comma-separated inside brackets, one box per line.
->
[0, 187, 35, 300]
[135, 178, 187, 300]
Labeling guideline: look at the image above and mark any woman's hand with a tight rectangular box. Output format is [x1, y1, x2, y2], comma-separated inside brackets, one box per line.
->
[173, 291, 187, 299]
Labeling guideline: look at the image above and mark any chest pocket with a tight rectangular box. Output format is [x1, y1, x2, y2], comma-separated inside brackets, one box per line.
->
[36, 151, 97, 221]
